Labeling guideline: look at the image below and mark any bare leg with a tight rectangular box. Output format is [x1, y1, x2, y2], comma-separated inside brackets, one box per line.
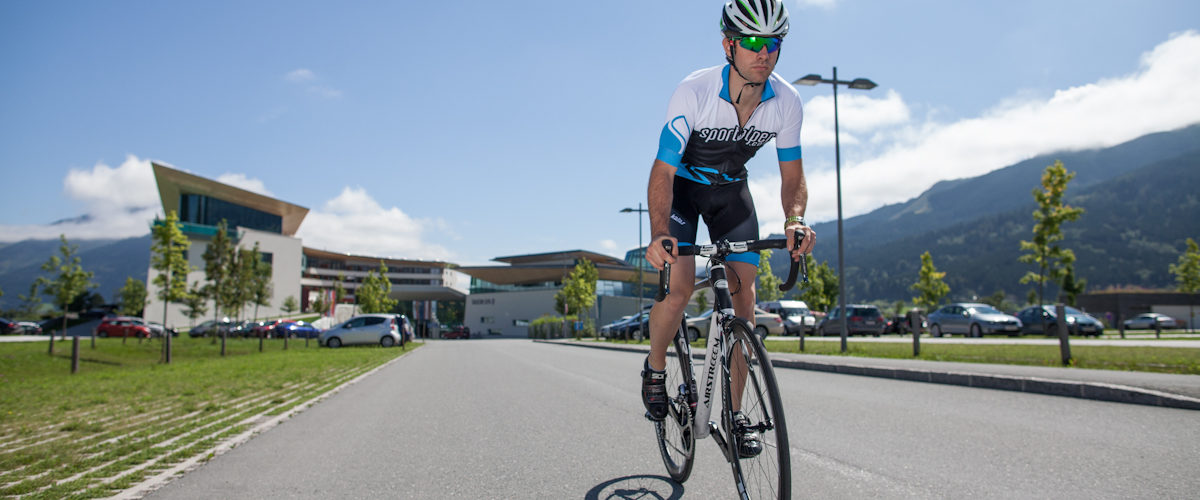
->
[727, 260, 758, 412]
[647, 257, 696, 371]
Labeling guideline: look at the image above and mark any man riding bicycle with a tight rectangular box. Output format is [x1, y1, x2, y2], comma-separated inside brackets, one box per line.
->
[641, 0, 816, 456]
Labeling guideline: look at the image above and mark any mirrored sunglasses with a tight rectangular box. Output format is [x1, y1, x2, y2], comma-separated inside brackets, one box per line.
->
[732, 36, 782, 53]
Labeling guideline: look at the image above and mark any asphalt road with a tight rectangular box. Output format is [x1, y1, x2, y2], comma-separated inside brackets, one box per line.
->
[147, 339, 1200, 499]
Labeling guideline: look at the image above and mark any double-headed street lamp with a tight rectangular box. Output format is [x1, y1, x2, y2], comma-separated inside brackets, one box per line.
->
[793, 67, 877, 353]
[620, 204, 650, 327]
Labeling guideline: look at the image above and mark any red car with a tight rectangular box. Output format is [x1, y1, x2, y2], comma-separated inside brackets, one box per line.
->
[94, 317, 151, 338]
[441, 325, 470, 339]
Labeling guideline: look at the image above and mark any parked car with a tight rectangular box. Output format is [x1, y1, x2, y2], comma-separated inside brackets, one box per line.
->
[146, 321, 179, 338]
[758, 300, 816, 335]
[230, 321, 267, 338]
[816, 305, 887, 337]
[884, 314, 928, 335]
[621, 311, 653, 341]
[17, 321, 43, 336]
[1123, 313, 1178, 330]
[94, 317, 151, 338]
[1015, 305, 1104, 337]
[0, 318, 21, 335]
[927, 303, 1023, 338]
[274, 320, 321, 339]
[189, 318, 234, 338]
[320, 314, 401, 348]
[683, 307, 784, 342]
[441, 325, 471, 339]
[600, 315, 633, 338]
[251, 319, 288, 338]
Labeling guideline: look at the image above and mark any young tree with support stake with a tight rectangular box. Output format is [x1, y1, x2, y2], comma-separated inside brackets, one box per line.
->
[33, 235, 97, 356]
[1018, 160, 1084, 309]
[756, 249, 784, 302]
[357, 262, 398, 314]
[202, 220, 235, 348]
[1170, 237, 1200, 333]
[911, 251, 949, 312]
[151, 211, 192, 364]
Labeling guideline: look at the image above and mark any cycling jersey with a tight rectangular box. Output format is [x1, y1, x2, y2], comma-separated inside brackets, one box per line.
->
[656, 64, 804, 185]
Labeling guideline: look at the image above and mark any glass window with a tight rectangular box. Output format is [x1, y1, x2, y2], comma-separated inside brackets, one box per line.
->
[364, 317, 385, 326]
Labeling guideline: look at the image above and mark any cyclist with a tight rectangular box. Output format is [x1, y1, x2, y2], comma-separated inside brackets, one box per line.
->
[641, 0, 816, 456]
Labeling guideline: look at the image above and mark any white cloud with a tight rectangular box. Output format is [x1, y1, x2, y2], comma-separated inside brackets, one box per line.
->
[215, 173, 273, 197]
[285, 68, 315, 83]
[599, 239, 619, 256]
[752, 30, 1200, 230]
[284, 68, 342, 99]
[296, 186, 453, 262]
[0, 155, 161, 242]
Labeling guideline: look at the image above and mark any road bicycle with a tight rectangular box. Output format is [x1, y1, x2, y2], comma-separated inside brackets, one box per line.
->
[650, 235, 807, 500]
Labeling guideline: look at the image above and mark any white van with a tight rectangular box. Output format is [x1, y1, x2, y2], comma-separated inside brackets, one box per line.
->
[758, 300, 816, 335]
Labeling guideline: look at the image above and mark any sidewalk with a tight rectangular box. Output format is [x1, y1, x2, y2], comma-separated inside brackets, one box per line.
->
[536, 339, 1200, 411]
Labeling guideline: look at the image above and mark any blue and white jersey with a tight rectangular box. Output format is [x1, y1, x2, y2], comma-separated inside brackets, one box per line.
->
[656, 64, 804, 185]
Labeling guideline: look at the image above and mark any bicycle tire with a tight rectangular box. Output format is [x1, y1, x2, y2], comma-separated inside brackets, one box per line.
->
[655, 319, 697, 483]
[722, 319, 790, 500]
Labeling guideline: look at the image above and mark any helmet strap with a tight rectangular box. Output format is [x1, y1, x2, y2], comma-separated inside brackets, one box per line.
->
[726, 42, 765, 105]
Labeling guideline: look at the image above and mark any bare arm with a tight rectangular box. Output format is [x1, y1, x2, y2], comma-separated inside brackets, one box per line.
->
[645, 160, 678, 270]
[780, 159, 816, 260]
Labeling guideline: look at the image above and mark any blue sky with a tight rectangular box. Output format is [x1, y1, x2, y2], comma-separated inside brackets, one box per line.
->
[2, 0, 1198, 266]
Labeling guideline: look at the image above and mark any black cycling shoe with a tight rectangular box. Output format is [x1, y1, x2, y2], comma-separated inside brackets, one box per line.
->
[733, 411, 763, 458]
[642, 358, 668, 421]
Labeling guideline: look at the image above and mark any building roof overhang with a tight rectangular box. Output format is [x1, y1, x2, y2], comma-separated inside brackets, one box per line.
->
[152, 162, 310, 236]
[302, 246, 454, 269]
[457, 263, 658, 286]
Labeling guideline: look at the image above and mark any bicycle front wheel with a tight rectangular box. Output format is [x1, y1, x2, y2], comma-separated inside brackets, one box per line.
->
[723, 319, 790, 499]
[655, 320, 696, 483]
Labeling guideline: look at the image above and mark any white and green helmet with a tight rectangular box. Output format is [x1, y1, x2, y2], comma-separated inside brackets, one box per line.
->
[721, 0, 790, 37]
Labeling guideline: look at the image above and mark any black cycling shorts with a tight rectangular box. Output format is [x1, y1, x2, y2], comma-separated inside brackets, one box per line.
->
[669, 179, 761, 266]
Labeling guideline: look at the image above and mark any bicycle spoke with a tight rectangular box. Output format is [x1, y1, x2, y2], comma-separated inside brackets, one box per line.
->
[653, 327, 696, 483]
[724, 320, 790, 499]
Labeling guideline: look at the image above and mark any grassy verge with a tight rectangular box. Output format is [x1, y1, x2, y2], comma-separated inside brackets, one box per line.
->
[0, 336, 418, 499]
[590, 337, 1200, 375]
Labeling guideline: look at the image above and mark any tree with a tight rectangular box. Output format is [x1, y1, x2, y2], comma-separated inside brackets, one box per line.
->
[357, 261, 398, 314]
[310, 294, 327, 315]
[334, 274, 347, 305]
[151, 211, 192, 363]
[1060, 265, 1087, 307]
[116, 277, 148, 317]
[1169, 237, 1200, 333]
[281, 295, 299, 315]
[231, 246, 261, 320]
[694, 290, 709, 315]
[979, 290, 1017, 313]
[556, 259, 599, 334]
[247, 243, 272, 320]
[911, 251, 949, 311]
[799, 255, 838, 313]
[756, 249, 784, 302]
[202, 219, 235, 329]
[34, 234, 97, 355]
[181, 281, 209, 327]
[1018, 160, 1084, 307]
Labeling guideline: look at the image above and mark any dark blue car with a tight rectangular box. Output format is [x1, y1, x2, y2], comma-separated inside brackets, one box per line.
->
[276, 321, 321, 339]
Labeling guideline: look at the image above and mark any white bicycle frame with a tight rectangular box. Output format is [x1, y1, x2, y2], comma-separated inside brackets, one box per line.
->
[691, 261, 736, 440]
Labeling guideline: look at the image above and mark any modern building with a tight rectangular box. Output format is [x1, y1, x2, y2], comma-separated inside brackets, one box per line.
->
[458, 250, 659, 337]
[146, 162, 464, 329]
[1077, 291, 1199, 330]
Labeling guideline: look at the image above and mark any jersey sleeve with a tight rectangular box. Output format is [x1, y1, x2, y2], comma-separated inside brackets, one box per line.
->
[775, 92, 804, 163]
[655, 84, 697, 168]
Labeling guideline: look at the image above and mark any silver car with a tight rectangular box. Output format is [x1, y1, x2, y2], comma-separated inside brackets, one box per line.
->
[928, 303, 1023, 338]
[684, 307, 785, 342]
[1123, 313, 1177, 330]
[320, 314, 401, 348]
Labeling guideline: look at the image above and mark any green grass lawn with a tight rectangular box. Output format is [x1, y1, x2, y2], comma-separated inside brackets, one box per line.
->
[593, 337, 1200, 375]
[0, 335, 417, 499]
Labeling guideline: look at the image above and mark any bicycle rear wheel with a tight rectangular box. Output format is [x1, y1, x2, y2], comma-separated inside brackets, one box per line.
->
[655, 320, 696, 483]
[723, 319, 790, 499]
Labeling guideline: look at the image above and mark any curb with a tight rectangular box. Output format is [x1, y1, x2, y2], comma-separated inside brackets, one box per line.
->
[534, 340, 1200, 411]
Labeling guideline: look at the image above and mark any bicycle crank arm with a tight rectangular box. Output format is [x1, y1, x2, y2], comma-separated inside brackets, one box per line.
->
[707, 421, 738, 464]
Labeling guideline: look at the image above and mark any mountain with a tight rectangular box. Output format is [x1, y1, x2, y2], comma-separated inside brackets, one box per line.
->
[0, 235, 151, 310]
[767, 124, 1200, 305]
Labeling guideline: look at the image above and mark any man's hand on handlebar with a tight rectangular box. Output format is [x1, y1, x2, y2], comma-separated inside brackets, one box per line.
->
[785, 224, 815, 262]
[646, 235, 678, 270]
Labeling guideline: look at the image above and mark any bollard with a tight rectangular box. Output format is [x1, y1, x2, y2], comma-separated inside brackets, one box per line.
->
[798, 328, 805, 352]
[1056, 303, 1072, 365]
[1155, 320, 1162, 339]
[284, 333, 289, 351]
[909, 310, 921, 357]
[71, 336, 80, 374]
[259, 334, 264, 353]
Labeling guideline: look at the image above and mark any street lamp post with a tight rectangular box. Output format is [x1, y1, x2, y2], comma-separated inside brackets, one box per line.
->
[620, 204, 650, 340]
[794, 67, 877, 353]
